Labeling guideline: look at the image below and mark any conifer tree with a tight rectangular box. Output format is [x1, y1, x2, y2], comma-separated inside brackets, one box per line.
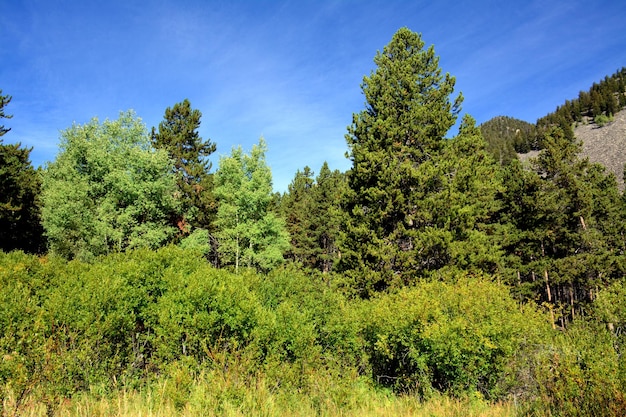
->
[499, 127, 625, 326]
[0, 90, 46, 253]
[281, 166, 317, 268]
[151, 99, 217, 235]
[340, 28, 463, 294]
[0, 90, 12, 137]
[281, 162, 347, 273]
[313, 162, 347, 273]
[0, 142, 45, 254]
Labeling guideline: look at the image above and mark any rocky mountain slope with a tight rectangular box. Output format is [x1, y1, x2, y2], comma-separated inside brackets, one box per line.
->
[575, 109, 626, 189]
[518, 108, 626, 189]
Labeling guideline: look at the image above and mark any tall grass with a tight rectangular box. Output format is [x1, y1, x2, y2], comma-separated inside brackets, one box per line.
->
[3, 378, 516, 417]
[2, 343, 515, 416]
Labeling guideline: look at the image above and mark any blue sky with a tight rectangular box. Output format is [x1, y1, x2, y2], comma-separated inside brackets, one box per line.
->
[2, 0, 626, 192]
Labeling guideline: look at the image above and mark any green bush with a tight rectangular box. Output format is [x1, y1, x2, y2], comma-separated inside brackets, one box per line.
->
[149, 266, 263, 365]
[7, 247, 623, 414]
[359, 274, 549, 399]
[594, 113, 613, 126]
[518, 320, 626, 416]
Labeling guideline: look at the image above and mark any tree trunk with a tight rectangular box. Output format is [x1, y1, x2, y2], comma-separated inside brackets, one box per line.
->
[545, 269, 556, 329]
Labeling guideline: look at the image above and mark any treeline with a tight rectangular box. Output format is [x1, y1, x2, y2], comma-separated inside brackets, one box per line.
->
[539, 67, 626, 129]
[480, 67, 626, 159]
[479, 116, 537, 162]
[2, 28, 626, 415]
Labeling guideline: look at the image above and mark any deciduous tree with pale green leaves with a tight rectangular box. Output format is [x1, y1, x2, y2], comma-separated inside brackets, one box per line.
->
[214, 138, 289, 272]
[41, 111, 181, 261]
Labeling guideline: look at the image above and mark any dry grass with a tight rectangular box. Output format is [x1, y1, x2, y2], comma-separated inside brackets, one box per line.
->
[2, 382, 517, 417]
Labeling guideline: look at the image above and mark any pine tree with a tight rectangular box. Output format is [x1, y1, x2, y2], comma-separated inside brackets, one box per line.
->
[0, 91, 45, 253]
[339, 28, 462, 294]
[281, 162, 347, 273]
[0, 143, 45, 253]
[281, 166, 317, 268]
[500, 127, 625, 326]
[151, 99, 217, 235]
[0, 90, 12, 137]
[313, 162, 347, 274]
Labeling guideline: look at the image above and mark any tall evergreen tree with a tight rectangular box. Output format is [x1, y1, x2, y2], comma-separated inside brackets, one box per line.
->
[0, 142, 45, 254]
[0, 90, 45, 253]
[339, 28, 463, 294]
[0, 144, 45, 254]
[281, 166, 317, 268]
[313, 162, 347, 274]
[151, 99, 217, 235]
[281, 162, 347, 273]
[499, 127, 625, 326]
[0, 90, 12, 137]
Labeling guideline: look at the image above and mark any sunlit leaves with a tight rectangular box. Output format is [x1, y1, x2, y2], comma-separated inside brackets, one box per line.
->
[214, 138, 289, 272]
[41, 111, 180, 260]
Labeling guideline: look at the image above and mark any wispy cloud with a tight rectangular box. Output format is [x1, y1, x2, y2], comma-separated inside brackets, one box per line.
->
[2, 0, 626, 191]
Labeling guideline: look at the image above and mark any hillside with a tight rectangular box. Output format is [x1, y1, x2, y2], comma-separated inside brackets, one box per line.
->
[479, 116, 536, 164]
[517, 109, 626, 189]
[575, 109, 626, 188]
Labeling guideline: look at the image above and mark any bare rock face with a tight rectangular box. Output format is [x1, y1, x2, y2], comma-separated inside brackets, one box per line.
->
[574, 110, 626, 189]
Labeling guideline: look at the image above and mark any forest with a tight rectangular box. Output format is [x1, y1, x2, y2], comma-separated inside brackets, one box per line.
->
[1, 28, 626, 416]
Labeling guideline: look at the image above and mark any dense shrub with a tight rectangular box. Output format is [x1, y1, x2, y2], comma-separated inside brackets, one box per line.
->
[2, 248, 624, 415]
[594, 113, 613, 126]
[359, 274, 550, 399]
[0, 248, 362, 413]
[517, 321, 626, 416]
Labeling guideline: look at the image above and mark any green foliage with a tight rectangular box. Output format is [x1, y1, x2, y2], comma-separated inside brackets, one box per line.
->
[498, 126, 625, 325]
[214, 138, 290, 272]
[178, 227, 211, 257]
[41, 111, 181, 261]
[0, 247, 362, 414]
[0, 141, 46, 254]
[281, 162, 347, 273]
[151, 99, 217, 234]
[0, 89, 12, 137]
[594, 113, 613, 126]
[341, 113, 503, 296]
[0, 91, 45, 254]
[593, 279, 626, 382]
[281, 166, 316, 267]
[479, 115, 537, 157]
[360, 274, 549, 399]
[2, 247, 625, 415]
[515, 318, 626, 416]
[149, 267, 262, 365]
[341, 28, 464, 295]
